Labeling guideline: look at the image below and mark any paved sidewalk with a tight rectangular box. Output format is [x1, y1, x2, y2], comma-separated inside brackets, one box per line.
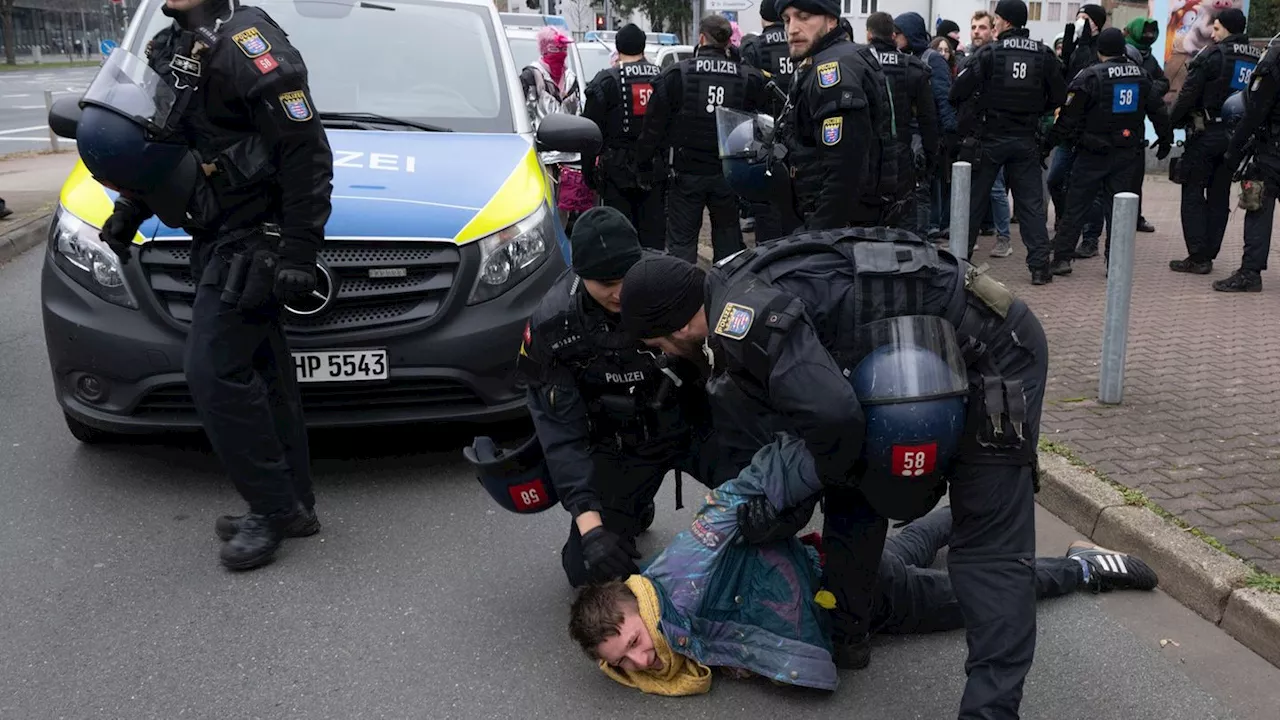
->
[0, 150, 79, 264]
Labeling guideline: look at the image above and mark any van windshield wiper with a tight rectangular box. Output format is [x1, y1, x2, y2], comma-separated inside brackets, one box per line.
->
[318, 112, 452, 132]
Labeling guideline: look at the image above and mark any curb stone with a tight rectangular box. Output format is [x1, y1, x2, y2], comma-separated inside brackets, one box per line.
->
[0, 211, 53, 265]
[1035, 450, 1279, 669]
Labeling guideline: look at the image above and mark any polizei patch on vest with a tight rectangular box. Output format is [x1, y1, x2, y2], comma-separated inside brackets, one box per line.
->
[278, 91, 313, 121]
[817, 61, 840, 88]
[822, 117, 842, 145]
[233, 28, 272, 58]
[714, 302, 755, 340]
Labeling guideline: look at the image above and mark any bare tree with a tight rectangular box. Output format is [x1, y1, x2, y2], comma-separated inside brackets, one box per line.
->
[2, 0, 16, 65]
[561, 0, 598, 35]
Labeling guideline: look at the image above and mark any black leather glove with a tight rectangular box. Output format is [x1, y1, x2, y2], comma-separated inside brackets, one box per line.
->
[98, 199, 149, 265]
[737, 494, 820, 545]
[274, 251, 317, 304]
[1157, 142, 1172, 161]
[581, 526, 640, 582]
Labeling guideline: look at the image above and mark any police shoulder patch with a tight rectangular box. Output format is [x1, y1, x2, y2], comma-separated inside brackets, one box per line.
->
[278, 90, 313, 122]
[714, 302, 755, 340]
[822, 116, 842, 146]
[233, 27, 272, 58]
[817, 61, 840, 88]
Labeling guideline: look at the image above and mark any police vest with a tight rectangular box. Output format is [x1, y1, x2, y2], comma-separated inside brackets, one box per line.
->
[980, 33, 1050, 119]
[1206, 40, 1265, 115]
[673, 54, 749, 158]
[874, 47, 919, 142]
[1083, 60, 1151, 148]
[607, 60, 661, 143]
[1258, 46, 1280, 136]
[757, 25, 793, 116]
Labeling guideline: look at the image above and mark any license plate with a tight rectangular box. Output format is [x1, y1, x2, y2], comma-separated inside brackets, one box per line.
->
[293, 349, 388, 383]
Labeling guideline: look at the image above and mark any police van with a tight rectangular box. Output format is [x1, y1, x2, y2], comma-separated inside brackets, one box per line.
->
[41, 0, 599, 442]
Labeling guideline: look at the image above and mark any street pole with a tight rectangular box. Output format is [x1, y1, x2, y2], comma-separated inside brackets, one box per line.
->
[45, 90, 59, 152]
[1098, 192, 1140, 405]
[949, 160, 971, 261]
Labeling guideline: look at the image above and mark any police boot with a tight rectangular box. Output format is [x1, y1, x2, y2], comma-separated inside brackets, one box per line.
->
[1137, 217, 1155, 233]
[219, 510, 294, 571]
[1050, 258, 1073, 276]
[1075, 240, 1099, 259]
[1031, 267, 1053, 285]
[1067, 540, 1158, 592]
[1212, 269, 1262, 293]
[832, 633, 872, 670]
[215, 502, 320, 541]
[638, 500, 656, 533]
[1170, 258, 1213, 274]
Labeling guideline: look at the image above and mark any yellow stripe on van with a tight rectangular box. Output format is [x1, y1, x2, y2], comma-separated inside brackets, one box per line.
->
[453, 148, 549, 245]
[59, 161, 146, 244]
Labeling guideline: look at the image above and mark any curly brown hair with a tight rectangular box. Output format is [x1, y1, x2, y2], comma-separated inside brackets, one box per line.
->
[568, 581, 638, 659]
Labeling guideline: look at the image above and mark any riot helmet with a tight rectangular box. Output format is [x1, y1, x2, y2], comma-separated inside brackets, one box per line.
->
[1221, 90, 1247, 127]
[76, 48, 201, 228]
[850, 315, 969, 521]
[464, 435, 559, 514]
[716, 106, 776, 203]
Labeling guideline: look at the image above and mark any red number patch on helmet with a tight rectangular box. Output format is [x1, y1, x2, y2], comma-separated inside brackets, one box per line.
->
[509, 478, 551, 511]
[891, 443, 938, 477]
[630, 83, 653, 116]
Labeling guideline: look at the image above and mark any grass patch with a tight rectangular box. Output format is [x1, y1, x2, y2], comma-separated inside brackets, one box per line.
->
[0, 60, 99, 72]
[1038, 437, 1277, 592]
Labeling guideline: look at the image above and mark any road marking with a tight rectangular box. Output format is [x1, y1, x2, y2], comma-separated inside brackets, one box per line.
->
[14, 105, 46, 110]
[0, 136, 47, 141]
[0, 125, 50, 135]
[1, 94, 31, 98]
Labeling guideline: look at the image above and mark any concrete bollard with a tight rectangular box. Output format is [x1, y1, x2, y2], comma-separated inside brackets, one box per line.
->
[1099, 192, 1140, 405]
[44, 90, 59, 153]
[949, 161, 971, 261]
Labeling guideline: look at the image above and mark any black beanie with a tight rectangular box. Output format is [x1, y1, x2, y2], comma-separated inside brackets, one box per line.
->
[994, 0, 1027, 28]
[570, 207, 642, 281]
[1217, 8, 1246, 36]
[619, 253, 706, 339]
[760, 0, 780, 23]
[615, 24, 646, 56]
[1097, 27, 1126, 57]
[775, 0, 841, 20]
[937, 19, 960, 38]
[1080, 3, 1107, 30]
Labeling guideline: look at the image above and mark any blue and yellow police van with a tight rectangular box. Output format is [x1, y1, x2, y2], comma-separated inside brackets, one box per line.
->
[41, 0, 599, 442]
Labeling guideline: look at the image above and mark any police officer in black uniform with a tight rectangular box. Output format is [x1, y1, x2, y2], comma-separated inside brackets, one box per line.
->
[866, 11, 939, 234]
[951, 0, 1066, 285]
[1049, 28, 1172, 276]
[738, 1, 794, 241]
[1168, 8, 1261, 275]
[1214, 42, 1280, 293]
[619, 230, 1048, 718]
[582, 25, 666, 250]
[634, 14, 768, 264]
[93, 0, 332, 571]
[777, 0, 897, 230]
[518, 207, 723, 588]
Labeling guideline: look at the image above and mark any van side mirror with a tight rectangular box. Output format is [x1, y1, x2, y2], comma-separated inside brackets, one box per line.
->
[49, 96, 82, 139]
[534, 114, 602, 156]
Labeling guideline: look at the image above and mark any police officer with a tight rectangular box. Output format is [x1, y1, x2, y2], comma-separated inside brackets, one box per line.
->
[517, 207, 723, 588]
[1049, 28, 1172, 276]
[866, 11, 939, 234]
[1213, 42, 1280, 293]
[1168, 8, 1261, 275]
[951, 0, 1066, 285]
[777, 0, 897, 229]
[619, 229, 1048, 718]
[93, 0, 332, 571]
[582, 25, 665, 250]
[634, 15, 768, 264]
[738, 1, 794, 241]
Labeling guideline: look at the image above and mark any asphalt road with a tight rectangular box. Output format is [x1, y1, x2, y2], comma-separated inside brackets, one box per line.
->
[3, 243, 1280, 719]
[0, 66, 99, 155]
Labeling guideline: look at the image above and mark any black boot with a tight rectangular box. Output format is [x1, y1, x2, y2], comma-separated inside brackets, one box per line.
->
[1074, 241, 1098, 259]
[1067, 541, 1158, 592]
[219, 511, 293, 571]
[215, 503, 320, 541]
[1170, 258, 1213, 274]
[832, 634, 872, 670]
[1031, 267, 1054, 285]
[637, 500, 656, 533]
[1050, 258, 1073, 276]
[1212, 269, 1262, 293]
[1137, 217, 1155, 233]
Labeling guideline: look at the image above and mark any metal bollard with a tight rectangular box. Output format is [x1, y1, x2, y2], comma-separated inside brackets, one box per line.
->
[44, 90, 59, 153]
[949, 161, 971, 260]
[1098, 192, 1140, 405]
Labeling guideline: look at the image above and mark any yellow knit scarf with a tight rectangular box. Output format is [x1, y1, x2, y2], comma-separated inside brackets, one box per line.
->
[598, 575, 713, 696]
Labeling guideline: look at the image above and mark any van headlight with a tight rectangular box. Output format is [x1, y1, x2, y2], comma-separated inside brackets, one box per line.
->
[468, 203, 554, 304]
[49, 205, 138, 310]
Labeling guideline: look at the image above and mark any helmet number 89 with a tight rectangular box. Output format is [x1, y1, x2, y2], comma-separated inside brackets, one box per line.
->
[1011, 61, 1028, 79]
[705, 84, 726, 113]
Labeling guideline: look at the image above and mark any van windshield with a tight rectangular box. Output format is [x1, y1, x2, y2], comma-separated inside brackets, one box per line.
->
[129, 0, 515, 133]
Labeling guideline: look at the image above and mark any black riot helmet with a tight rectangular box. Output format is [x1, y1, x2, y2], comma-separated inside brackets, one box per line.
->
[1221, 90, 1247, 127]
[716, 106, 778, 203]
[464, 435, 559, 514]
[76, 48, 203, 228]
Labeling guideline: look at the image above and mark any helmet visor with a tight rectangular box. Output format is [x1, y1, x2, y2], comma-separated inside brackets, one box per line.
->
[853, 315, 969, 404]
[80, 48, 176, 130]
[716, 106, 774, 159]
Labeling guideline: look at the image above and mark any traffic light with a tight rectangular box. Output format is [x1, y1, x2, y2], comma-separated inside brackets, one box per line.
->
[525, 0, 538, 9]
[595, 14, 605, 29]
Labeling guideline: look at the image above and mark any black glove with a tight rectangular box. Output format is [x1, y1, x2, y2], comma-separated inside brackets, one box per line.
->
[274, 259, 317, 303]
[737, 494, 820, 545]
[98, 199, 149, 265]
[1157, 142, 1172, 161]
[581, 526, 640, 582]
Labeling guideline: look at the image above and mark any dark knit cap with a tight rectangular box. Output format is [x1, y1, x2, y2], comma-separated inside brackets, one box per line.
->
[760, 0, 780, 23]
[1097, 27, 1126, 57]
[1217, 8, 1246, 35]
[775, 0, 842, 20]
[615, 24, 646, 55]
[619, 253, 706, 339]
[1080, 3, 1107, 30]
[936, 19, 960, 37]
[994, 0, 1027, 28]
[570, 207, 642, 281]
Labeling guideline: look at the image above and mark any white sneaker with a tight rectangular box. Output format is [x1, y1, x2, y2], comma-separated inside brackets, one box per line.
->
[989, 236, 1013, 258]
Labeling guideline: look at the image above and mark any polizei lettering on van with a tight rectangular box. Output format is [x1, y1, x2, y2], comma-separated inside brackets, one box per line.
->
[333, 151, 417, 173]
